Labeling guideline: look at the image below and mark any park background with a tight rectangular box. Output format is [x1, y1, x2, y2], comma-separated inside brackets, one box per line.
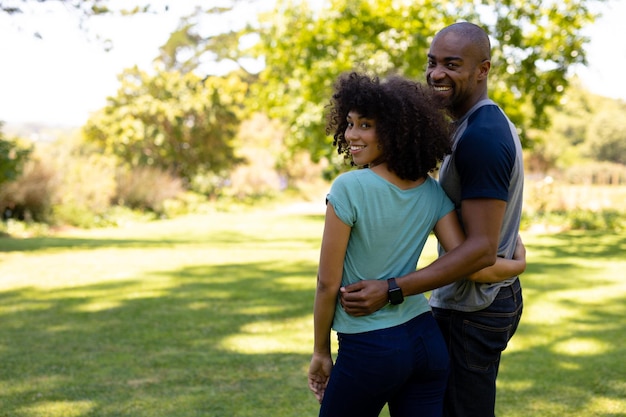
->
[1, 0, 625, 416]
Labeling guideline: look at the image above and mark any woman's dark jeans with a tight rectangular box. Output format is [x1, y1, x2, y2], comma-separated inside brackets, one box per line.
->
[319, 312, 449, 417]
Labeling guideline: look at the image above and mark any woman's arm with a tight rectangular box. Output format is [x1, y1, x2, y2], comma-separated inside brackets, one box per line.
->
[308, 202, 350, 404]
[434, 212, 526, 283]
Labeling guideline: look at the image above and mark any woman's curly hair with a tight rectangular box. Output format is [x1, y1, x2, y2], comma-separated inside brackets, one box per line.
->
[326, 72, 452, 181]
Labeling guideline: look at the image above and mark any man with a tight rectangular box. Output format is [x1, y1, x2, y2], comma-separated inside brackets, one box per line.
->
[340, 22, 524, 417]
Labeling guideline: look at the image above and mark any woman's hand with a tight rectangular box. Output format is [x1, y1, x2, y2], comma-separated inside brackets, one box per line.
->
[308, 352, 333, 404]
[513, 234, 526, 263]
[467, 234, 526, 282]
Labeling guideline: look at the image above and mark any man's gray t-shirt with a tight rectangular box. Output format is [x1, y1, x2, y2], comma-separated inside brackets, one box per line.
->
[429, 99, 524, 312]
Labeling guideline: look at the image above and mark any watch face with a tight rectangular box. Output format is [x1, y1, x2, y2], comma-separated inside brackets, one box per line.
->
[389, 288, 403, 305]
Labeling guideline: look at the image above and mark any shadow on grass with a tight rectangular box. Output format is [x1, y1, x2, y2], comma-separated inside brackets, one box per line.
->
[499, 304, 626, 416]
[496, 231, 626, 416]
[498, 296, 626, 417]
[1, 227, 625, 416]
[0, 231, 323, 254]
[536, 230, 626, 259]
[0, 260, 321, 417]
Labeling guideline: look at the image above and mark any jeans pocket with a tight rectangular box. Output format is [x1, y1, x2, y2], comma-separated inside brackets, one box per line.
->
[462, 319, 512, 371]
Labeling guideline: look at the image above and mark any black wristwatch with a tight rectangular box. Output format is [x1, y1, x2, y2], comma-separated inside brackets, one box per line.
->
[387, 278, 404, 305]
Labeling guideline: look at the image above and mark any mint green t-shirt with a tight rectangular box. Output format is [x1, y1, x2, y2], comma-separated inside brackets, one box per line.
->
[327, 169, 454, 334]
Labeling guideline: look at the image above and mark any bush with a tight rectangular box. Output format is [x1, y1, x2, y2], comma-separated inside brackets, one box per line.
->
[0, 134, 121, 227]
[522, 209, 626, 232]
[114, 166, 184, 215]
[0, 133, 32, 186]
[561, 161, 626, 185]
[0, 156, 56, 222]
[50, 150, 118, 226]
[51, 204, 105, 229]
[567, 209, 625, 231]
[159, 191, 211, 218]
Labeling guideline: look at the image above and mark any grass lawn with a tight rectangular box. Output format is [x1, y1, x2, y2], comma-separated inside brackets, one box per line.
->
[0, 206, 625, 416]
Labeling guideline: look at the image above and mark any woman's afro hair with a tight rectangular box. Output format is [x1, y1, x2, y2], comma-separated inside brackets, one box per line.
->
[326, 72, 452, 180]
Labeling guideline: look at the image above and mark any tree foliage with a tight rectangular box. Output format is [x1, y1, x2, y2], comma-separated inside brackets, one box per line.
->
[525, 79, 626, 174]
[586, 100, 626, 164]
[83, 67, 246, 184]
[85, 0, 601, 181]
[249, 0, 443, 162]
[154, 2, 263, 76]
[246, 0, 601, 163]
[9, 0, 604, 187]
[0, 0, 154, 17]
[0, 0, 159, 41]
[526, 79, 597, 171]
[0, 123, 32, 187]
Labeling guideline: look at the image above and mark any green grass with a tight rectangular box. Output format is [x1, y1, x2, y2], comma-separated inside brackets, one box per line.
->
[1, 208, 625, 416]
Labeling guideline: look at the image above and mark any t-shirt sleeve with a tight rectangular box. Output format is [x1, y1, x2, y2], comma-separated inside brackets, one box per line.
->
[326, 173, 357, 227]
[433, 178, 456, 219]
[456, 107, 516, 201]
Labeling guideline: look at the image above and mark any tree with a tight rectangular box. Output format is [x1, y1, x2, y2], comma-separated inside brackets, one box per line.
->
[586, 100, 626, 165]
[0, 0, 159, 41]
[526, 78, 597, 172]
[0, 0, 159, 18]
[0, 123, 32, 188]
[153, 2, 265, 77]
[83, 67, 246, 185]
[247, 0, 601, 165]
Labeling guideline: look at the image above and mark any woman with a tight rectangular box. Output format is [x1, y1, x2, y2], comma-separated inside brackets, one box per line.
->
[308, 72, 524, 417]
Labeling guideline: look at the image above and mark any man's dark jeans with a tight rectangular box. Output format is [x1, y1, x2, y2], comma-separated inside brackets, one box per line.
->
[432, 279, 523, 417]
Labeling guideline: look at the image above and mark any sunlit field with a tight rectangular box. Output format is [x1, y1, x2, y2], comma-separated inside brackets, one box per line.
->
[1, 205, 625, 416]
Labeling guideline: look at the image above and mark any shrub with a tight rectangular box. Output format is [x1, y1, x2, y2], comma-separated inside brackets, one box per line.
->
[561, 161, 626, 185]
[114, 166, 184, 215]
[521, 209, 626, 232]
[568, 209, 625, 231]
[51, 150, 118, 225]
[0, 133, 32, 187]
[0, 156, 56, 222]
[1, 136, 121, 228]
[160, 191, 211, 218]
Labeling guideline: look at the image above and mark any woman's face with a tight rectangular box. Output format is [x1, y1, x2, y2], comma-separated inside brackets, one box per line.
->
[344, 110, 382, 167]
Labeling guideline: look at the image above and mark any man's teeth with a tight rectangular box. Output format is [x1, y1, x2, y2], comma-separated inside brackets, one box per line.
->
[434, 86, 451, 92]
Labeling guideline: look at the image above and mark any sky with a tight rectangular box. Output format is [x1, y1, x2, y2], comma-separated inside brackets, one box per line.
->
[0, 0, 624, 127]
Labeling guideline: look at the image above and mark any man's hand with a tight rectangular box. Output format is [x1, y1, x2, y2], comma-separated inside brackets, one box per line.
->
[339, 280, 388, 316]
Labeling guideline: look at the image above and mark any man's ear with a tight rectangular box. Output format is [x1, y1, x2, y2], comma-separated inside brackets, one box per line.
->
[478, 59, 491, 81]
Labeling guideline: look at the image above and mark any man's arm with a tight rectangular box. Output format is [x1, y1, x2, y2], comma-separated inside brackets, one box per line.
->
[468, 234, 525, 283]
[339, 198, 506, 316]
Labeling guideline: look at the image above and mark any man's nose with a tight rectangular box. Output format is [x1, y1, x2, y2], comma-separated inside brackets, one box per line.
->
[428, 65, 446, 80]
